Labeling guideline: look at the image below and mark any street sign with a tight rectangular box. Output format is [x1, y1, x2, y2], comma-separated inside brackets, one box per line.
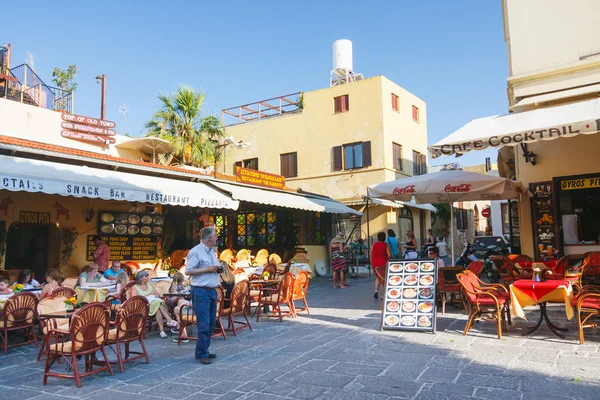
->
[62, 130, 116, 145]
[61, 121, 116, 136]
[61, 112, 116, 129]
[482, 208, 491, 218]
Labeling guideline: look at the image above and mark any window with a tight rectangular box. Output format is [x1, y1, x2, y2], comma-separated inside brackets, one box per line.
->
[234, 158, 258, 171]
[456, 208, 469, 230]
[391, 93, 399, 112]
[334, 94, 349, 113]
[412, 105, 419, 122]
[412, 151, 426, 175]
[235, 211, 277, 247]
[332, 141, 371, 171]
[393, 143, 403, 171]
[280, 152, 298, 178]
[213, 214, 228, 248]
[501, 203, 510, 235]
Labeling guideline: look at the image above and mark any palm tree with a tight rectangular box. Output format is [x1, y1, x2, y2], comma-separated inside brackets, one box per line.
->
[145, 86, 224, 167]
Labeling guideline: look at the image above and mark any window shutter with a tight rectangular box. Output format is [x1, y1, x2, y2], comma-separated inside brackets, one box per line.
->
[420, 154, 427, 175]
[334, 97, 341, 113]
[342, 95, 349, 112]
[332, 146, 342, 171]
[292, 152, 298, 176]
[362, 141, 371, 167]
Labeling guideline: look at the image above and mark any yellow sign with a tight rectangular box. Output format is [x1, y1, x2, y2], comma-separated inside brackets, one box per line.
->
[19, 211, 51, 224]
[561, 177, 600, 190]
[235, 166, 285, 190]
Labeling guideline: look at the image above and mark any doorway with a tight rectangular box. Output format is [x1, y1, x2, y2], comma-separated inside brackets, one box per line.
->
[398, 207, 414, 249]
[5, 223, 60, 281]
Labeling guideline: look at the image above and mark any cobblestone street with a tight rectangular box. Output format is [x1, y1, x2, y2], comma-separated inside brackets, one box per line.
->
[2, 276, 600, 399]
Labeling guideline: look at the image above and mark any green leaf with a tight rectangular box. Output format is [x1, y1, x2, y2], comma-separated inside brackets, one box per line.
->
[574, 377, 580, 382]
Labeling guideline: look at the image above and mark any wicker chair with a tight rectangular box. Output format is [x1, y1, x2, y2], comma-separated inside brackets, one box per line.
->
[236, 249, 250, 261]
[62, 277, 79, 288]
[0, 292, 39, 354]
[571, 285, 600, 344]
[255, 255, 269, 267]
[222, 280, 252, 335]
[43, 303, 113, 387]
[269, 253, 282, 265]
[178, 287, 226, 344]
[256, 272, 295, 322]
[291, 270, 310, 315]
[51, 287, 77, 299]
[293, 253, 310, 264]
[219, 249, 234, 265]
[37, 296, 69, 361]
[106, 296, 150, 372]
[256, 249, 269, 259]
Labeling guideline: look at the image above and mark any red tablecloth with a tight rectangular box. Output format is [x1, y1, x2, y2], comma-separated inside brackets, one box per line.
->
[509, 279, 573, 319]
[516, 261, 557, 270]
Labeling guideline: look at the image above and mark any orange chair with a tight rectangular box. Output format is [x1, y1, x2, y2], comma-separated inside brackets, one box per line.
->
[0, 292, 38, 354]
[581, 252, 600, 287]
[37, 296, 69, 361]
[222, 280, 252, 335]
[457, 273, 509, 339]
[256, 272, 295, 322]
[43, 303, 113, 387]
[291, 270, 310, 315]
[463, 270, 512, 327]
[125, 261, 140, 272]
[106, 296, 150, 372]
[467, 260, 484, 276]
[556, 254, 587, 290]
[571, 285, 600, 344]
[488, 256, 522, 286]
[178, 287, 227, 344]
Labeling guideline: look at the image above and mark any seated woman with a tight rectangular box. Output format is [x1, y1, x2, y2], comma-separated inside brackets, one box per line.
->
[131, 270, 177, 338]
[77, 263, 110, 287]
[12, 268, 41, 290]
[38, 269, 63, 299]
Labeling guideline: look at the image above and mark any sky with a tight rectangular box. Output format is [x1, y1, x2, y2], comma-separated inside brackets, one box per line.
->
[4, 0, 508, 167]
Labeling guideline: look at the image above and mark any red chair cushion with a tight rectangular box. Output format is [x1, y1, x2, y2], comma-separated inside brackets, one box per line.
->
[572, 298, 600, 309]
[475, 297, 506, 306]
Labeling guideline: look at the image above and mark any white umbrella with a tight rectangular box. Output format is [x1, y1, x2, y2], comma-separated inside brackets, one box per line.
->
[116, 137, 173, 163]
[367, 169, 532, 263]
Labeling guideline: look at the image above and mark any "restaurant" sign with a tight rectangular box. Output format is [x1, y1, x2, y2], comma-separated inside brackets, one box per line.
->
[235, 166, 285, 190]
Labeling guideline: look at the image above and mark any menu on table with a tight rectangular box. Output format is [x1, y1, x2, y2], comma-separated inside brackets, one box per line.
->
[381, 258, 438, 333]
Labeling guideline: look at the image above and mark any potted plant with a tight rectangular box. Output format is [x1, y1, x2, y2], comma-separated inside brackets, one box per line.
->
[64, 296, 78, 311]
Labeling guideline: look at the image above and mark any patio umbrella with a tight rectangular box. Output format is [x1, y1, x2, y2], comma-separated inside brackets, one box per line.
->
[115, 137, 173, 163]
[367, 169, 532, 263]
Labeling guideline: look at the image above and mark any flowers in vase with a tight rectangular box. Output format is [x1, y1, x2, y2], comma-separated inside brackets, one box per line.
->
[64, 297, 78, 309]
[261, 272, 270, 281]
[13, 284, 24, 293]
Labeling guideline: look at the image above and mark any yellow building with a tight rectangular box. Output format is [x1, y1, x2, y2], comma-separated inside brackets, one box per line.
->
[430, 0, 600, 260]
[221, 74, 433, 248]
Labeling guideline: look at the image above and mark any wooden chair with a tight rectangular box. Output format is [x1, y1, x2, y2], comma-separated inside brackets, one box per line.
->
[438, 266, 463, 315]
[256, 249, 269, 259]
[457, 272, 509, 339]
[463, 270, 512, 326]
[263, 263, 277, 278]
[62, 277, 79, 288]
[43, 303, 113, 387]
[269, 253, 282, 265]
[37, 296, 69, 361]
[105, 281, 136, 312]
[222, 280, 252, 335]
[507, 254, 532, 264]
[233, 268, 249, 284]
[256, 272, 296, 322]
[178, 287, 227, 344]
[293, 253, 310, 264]
[488, 256, 522, 286]
[51, 287, 77, 299]
[171, 250, 185, 269]
[182, 249, 190, 259]
[291, 270, 310, 315]
[237, 249, 250, 261]
[555, 254, 586, 288]
[106, 296, 150, 372]
[0, 292, 38, 354]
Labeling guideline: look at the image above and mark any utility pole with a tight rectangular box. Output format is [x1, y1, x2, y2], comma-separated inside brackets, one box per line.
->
[95, 74, 106, 120]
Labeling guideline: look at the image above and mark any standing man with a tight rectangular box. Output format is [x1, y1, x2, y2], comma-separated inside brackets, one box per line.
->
[185, 227, 222, 365]
[93, 235, 111, 273]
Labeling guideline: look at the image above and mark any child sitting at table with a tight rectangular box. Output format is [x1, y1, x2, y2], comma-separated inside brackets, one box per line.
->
[112, 272, 129, 302]
[0, 278, 13, 294]
[169, 273, 192, 337]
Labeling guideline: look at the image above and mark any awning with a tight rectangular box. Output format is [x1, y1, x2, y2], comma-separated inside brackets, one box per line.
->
[512, 84, 600, 109]
[0, 155, 238, 209]
[429, 98, 600, 158]
[397, 201, 437, 212]
[208, 181, 362, 215]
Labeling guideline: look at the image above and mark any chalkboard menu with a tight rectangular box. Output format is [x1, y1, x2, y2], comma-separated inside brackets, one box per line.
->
[381, 259, 437, 333]
[98, 211, 164, 237]
[86, 235, 158, 261]
[530, 181, 560, 260]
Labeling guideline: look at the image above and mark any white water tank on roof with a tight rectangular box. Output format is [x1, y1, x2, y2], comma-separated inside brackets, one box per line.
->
[333, 39, 353, 71]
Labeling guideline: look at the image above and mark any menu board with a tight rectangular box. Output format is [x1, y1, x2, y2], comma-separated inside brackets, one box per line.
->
[98, 211, 164, 237]
[381, 259, 437, 333]
[530, 181, 560, 260]
[86, 235, 158, 261]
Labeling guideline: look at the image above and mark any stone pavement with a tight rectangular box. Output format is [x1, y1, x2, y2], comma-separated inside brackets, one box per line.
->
[2, 276, 600, 399]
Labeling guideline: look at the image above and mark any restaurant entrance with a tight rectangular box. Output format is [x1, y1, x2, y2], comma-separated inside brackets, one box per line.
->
[5, 223, 60, 280]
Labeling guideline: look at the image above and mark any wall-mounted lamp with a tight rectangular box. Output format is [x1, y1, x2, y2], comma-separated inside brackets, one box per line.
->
[521, 143, 537, 166]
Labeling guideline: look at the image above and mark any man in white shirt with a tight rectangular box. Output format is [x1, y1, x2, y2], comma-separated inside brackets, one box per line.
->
[185, 227, 222, 365]
[436, 236, 450, 266]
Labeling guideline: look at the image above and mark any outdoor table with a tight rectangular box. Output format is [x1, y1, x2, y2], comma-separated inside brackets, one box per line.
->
[38, 309, 77, 319]
[76, 285, 113, 303]
[509, 279, 573, 338]
[280, 263, 311, 276]
[0, 290, 42, 309]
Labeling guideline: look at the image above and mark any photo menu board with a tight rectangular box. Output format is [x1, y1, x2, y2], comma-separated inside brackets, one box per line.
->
[381, 258, 437, 333]
[529, 181, 560, 260]
[86, 235, 158, 261]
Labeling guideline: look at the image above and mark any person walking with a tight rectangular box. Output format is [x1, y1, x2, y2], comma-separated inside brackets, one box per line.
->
[436, 236, 450, 266]
[386, 229, 400, 259]
[185, 227, 223, 365]
[371, 232, 391, 299]
[330, 233, 349, 289]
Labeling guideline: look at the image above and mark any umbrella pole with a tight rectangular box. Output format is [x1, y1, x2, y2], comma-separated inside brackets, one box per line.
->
[153, 148, 156, 164]
[450, 202, 455, 265]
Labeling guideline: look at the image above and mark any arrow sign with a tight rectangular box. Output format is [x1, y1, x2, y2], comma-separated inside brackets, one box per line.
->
[62, 130, 116, 145]
[61, 121, 116, 136]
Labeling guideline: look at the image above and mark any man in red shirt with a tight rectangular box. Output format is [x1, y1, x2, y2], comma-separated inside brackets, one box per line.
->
[92, 235, 111, 273]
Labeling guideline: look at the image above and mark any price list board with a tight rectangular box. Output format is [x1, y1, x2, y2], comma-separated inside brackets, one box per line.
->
[86, 235, 158, 261]
[381, 258, 438, 333]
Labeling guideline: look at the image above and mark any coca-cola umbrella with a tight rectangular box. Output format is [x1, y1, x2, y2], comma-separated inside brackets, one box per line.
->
[367, 169, 532, 263]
